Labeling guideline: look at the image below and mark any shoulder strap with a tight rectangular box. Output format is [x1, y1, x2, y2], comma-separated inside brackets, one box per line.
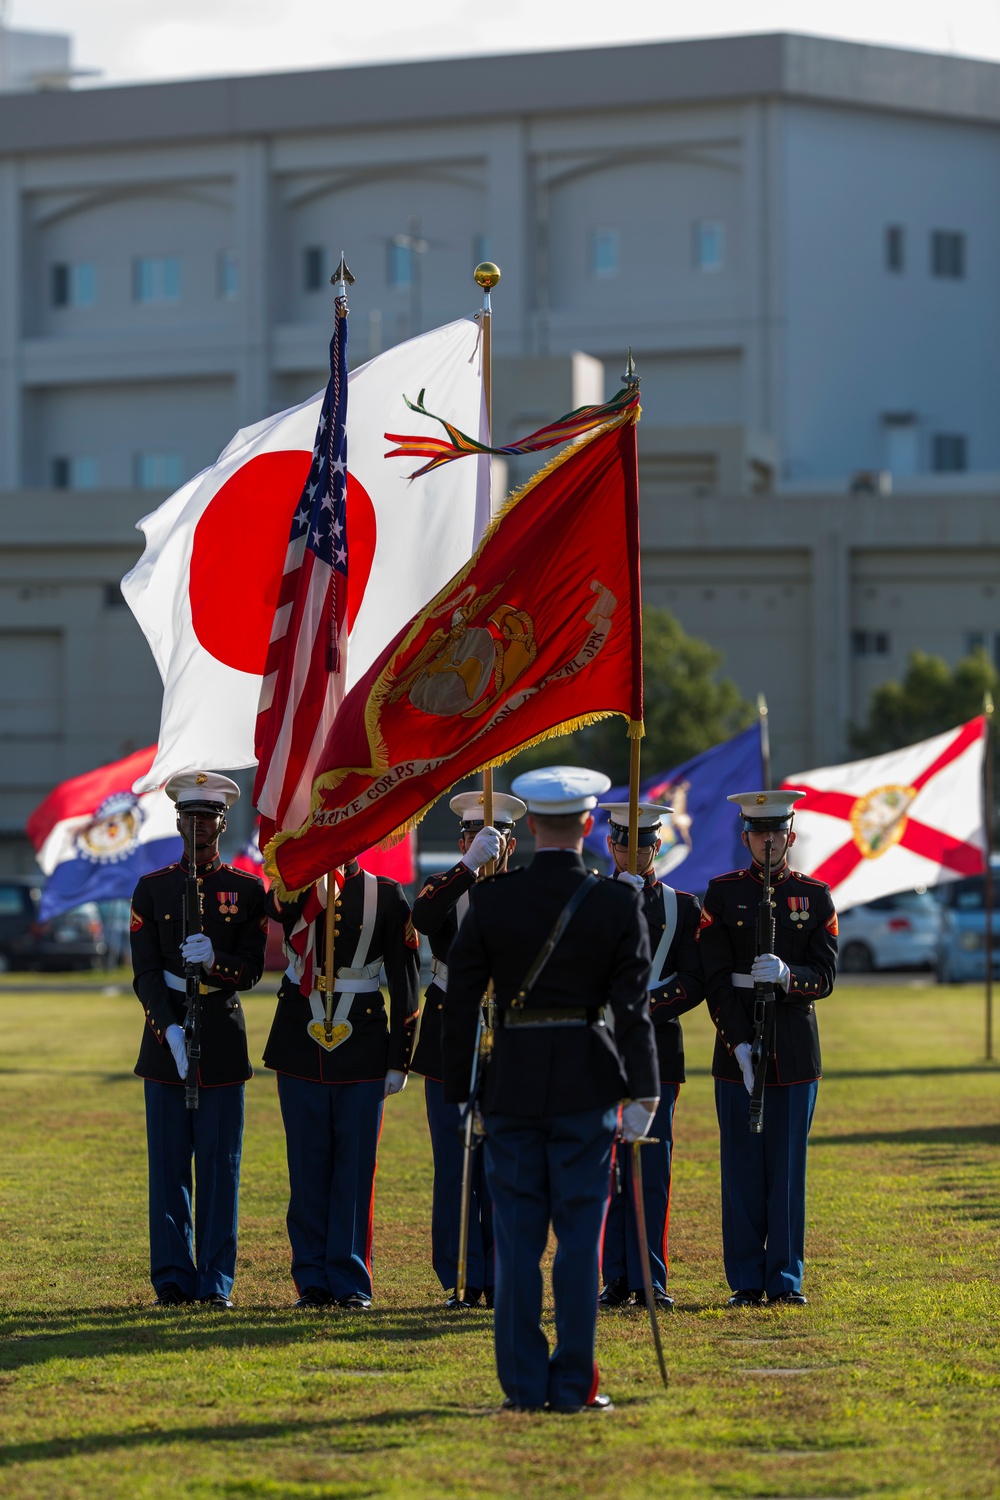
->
[512, 874, 600, 1008]
[647, 884, 678, 991]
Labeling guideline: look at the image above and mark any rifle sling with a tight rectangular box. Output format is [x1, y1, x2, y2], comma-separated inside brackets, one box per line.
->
[511, 874, 600, 1009]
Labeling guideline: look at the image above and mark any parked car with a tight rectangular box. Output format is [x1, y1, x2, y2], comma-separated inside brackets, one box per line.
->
[837, 888, 944, 973]
[935, 858, 1000, 984]
[0, 878, 107, 972]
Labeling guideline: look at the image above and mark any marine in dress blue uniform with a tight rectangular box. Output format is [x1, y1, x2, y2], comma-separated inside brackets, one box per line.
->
[264, 860, 420, 1309]
[409, 790, 526, 1309]
[699, 791, 838, 1307]
[442, 767, 659, 1413]
[598, 801, 705, 1312]
[130, 772, 266, 1307]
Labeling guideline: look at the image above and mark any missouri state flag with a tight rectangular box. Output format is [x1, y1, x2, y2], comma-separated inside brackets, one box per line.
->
[123, 318, 490, 794]
[781, 716, 988, 910]
[267, 412, 643, 896]
[26, 746, 182, 921]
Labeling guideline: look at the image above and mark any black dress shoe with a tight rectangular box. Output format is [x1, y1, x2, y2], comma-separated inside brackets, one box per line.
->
[769, 1290, 808, 1305]
[338, 1294, 372, 1311]
[294, 1286, 331, 1309]
[199, 1293, 233, 1309]
[484, 1287, 495, 1309]
[550, 1393, 615, 1414]
[153, 1283, 192, 1307]
[634, 1287, 674, 1310]
[445, 1286, 482, 1309]
[598, 1275, 631, 1308]
[500, 1397, 543, 1412]
[728, 1289, 765, 1307]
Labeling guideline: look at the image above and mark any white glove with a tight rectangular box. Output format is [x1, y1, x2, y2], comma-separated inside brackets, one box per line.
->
[461, 826, 503, 872]
[734, 1041, 755, 1094]
[620, 1097, 659, 1143]
[384, 1069, 408, 1098]
[750, 952, 790, 991]
[181, 933, 215, 973]
[165, 1023, 189, 1081]
[617, 871, 645, 890]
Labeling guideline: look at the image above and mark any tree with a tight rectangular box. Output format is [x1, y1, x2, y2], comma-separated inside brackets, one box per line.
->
[852, 649, 998, 755]
[505, 605, 753, 785]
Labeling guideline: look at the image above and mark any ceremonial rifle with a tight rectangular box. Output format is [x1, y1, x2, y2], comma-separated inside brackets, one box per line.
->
[182, 814, 206, 1111]
[748, 836, 776, 1134]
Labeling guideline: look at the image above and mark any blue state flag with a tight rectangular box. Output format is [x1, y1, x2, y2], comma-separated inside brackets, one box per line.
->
[584, 723, 764, 892]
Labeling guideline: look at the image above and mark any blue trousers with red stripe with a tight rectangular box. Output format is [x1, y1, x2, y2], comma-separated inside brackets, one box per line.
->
[424, 1078, 494, 1294]
[602, 1084, 678, 1292]
[276, 1075, 384, 1301]
[715, 1078, 818, 1298]
[484, 1105, 619, 1410]
[144, 1079, 244, 1300]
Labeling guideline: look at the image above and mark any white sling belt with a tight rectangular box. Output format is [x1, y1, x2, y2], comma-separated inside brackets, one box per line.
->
[303, 871, 381, 1048]
[428, 891, 469, 994]
[647, 884, 678, 992]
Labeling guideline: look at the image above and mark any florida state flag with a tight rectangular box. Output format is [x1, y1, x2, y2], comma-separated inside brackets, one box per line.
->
[267, 415, 642, 896]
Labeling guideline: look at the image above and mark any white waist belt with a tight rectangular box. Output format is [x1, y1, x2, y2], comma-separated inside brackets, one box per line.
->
[731, 972, 754, 989]
[284, 962, 382, 994]
[430, 957, 448, 992]
[163, 969, 229, 995]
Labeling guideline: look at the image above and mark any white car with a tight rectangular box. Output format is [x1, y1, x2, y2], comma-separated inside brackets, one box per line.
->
[836, 889, 944, 973]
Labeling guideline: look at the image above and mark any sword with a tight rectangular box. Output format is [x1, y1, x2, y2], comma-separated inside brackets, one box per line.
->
[631, 1138, 669, 1389]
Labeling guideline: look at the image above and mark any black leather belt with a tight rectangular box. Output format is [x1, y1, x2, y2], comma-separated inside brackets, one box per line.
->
[503, 1006, 603, 1028]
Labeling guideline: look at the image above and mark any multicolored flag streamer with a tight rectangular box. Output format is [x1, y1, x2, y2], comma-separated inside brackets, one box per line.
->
[385, 384, 641, 478]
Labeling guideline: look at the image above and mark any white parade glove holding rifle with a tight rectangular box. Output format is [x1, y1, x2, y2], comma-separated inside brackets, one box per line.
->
[750, 952, 790, 991]
[181, 933, 215, 973]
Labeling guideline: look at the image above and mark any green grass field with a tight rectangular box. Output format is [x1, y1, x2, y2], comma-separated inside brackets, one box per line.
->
[0, 976, 997, 1500]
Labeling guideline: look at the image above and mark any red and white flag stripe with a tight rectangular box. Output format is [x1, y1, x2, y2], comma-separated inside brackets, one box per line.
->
[781, 716, 987, 911]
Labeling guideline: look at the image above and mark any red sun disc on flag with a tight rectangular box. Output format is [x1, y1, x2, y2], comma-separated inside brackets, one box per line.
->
[189, 451, 376, 674]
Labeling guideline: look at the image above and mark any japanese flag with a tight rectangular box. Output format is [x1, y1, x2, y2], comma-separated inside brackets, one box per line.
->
[123, 317, 489, 793]
[781, 717, 987, 910]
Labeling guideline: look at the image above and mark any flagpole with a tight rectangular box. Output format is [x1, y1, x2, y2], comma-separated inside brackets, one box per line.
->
[758, 693, 771, 790]
[984, 690, 994, 1062]
[475, 261, 501, 857]
[321, 252, 354, 1042]
[621, 348, 643, 876]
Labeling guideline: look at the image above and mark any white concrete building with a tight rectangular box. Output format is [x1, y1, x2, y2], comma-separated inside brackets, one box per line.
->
[3, 31, 1000, 491]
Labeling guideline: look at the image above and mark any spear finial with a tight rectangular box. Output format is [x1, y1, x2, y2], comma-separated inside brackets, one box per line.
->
[623, 347, 639, 389]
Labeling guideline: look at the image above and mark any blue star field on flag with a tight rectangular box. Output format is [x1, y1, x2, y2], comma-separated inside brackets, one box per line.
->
[288, 303, 349, 668]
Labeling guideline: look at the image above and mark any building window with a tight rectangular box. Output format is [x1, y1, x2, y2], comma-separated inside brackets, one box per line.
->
[51, 456, 97, 489]
[589, 227, 619, 279]
[931, 231, 965, 279]
[303, 246, 324, 292]
[103, 583, 128, 609]
[966, 631, 1000, 671]
[51, 262, 96, 307]
[694, 219, 725, 272]
[852, 630, 890, 657]
[134, 452, 183, 489]
[133, 256, 180, 304]
[932, 433, 967, 472]
[217, 250, 239, 301]
[387, 238, 413, 288]
[885, 225, 904, 272]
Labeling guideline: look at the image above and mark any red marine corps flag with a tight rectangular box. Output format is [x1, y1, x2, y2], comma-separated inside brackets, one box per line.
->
[266, 403, 643, 896]
[780, 716, 988, 910]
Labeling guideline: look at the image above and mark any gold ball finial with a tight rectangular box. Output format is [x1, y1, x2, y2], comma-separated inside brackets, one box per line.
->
[474, 261, 501, 289]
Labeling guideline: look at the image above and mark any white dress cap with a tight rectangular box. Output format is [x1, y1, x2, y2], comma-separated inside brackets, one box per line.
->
[727, 790, 805, 825]
[165, 771, 241, 812]
[599, 800, 673, 831]
[510, 765, 612, 815]
[449, 790, 527, 825]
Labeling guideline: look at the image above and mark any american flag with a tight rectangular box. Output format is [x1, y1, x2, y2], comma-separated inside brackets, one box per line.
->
[254, 300, 349, 844]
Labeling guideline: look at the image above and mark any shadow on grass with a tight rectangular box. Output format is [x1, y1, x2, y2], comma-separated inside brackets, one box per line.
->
[0, 1305, 487, 1374]
[0, 1408, 462, 1468]
[811, 1123, 1000, 1147]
